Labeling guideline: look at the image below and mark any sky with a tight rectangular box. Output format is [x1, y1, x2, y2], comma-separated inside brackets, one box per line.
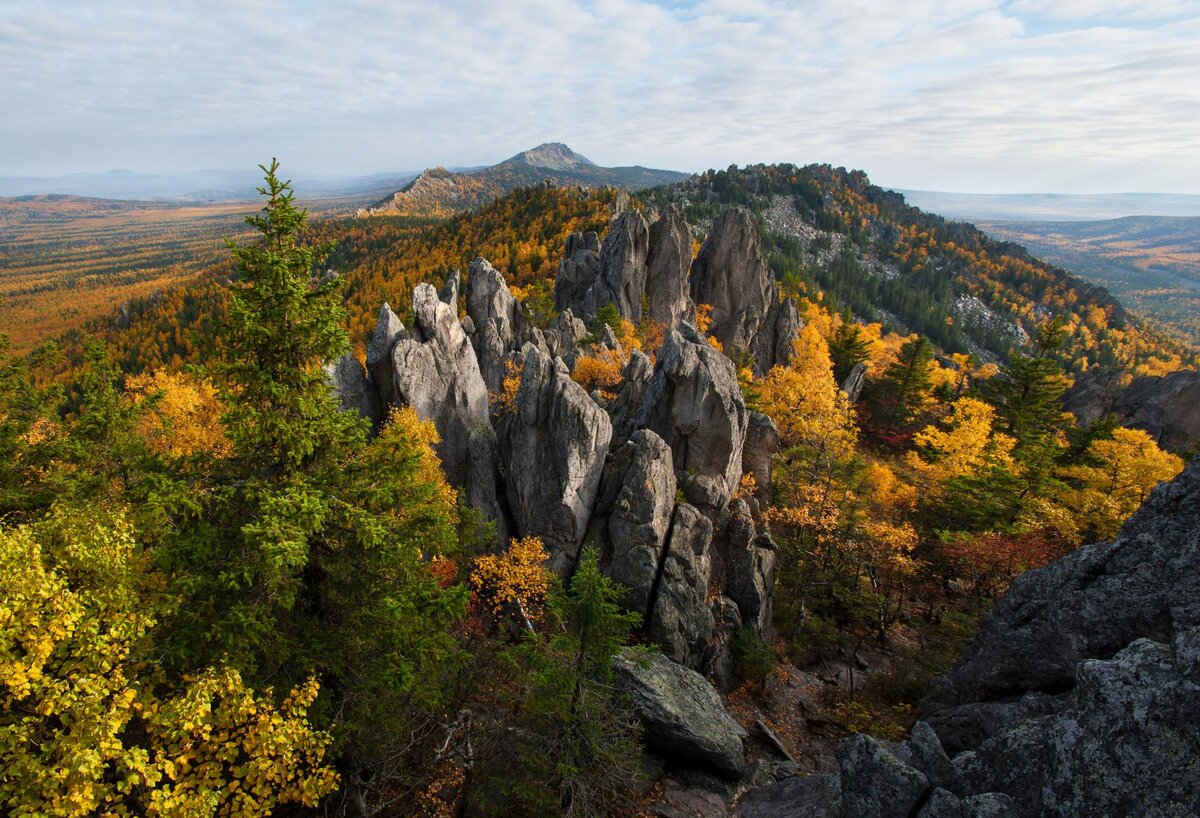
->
[2, 0, 1199, 193]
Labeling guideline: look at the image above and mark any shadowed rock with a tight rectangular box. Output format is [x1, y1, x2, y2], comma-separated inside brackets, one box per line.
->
[646, 205, 695, 328]
[325, 352, 382, 428]
[498, 345, 611, 573]
[648, 504, 716, 668]
[366, 302, 407, 409]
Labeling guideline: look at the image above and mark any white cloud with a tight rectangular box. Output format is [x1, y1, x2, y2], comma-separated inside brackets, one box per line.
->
[0, 0, 1197, 191]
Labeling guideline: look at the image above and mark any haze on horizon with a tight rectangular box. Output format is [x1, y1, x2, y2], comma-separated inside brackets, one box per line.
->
[3, 0, 1199, 195]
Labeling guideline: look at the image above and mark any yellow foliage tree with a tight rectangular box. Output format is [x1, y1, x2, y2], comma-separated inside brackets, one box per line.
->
[906, 397, 1017, 495]
[0, 504, 337, 817]
[1037, 427, 1184, 544]
[470, 536, 551, 628]
[126, 369, 232, 458]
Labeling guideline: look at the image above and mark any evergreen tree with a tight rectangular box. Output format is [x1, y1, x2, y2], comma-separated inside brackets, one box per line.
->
[871, 336, 934, 430]
[829, 312, 871, 383]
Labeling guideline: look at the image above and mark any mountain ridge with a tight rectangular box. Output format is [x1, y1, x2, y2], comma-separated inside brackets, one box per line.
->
[360, 142, 687, 217]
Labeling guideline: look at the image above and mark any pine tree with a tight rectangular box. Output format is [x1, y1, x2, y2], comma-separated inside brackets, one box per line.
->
[872, 336, 934, 429]
[829, 313, 871, 383]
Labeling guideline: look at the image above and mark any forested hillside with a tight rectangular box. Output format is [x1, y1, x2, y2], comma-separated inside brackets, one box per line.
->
[4, 161, 1195, 815]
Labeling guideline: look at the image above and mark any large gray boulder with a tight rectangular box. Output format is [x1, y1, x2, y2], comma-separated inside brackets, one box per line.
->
[742, 411, 781, 506]
[837, 734, 928, 818]
[638, 324, 749, 511]
[391, 283, 491, 490]
[754, 297, 802, 376]
[597, 429, 677, 616]
[614, 649, 747, 777]
[498, 345, 611, 573]
[645, 205, 695, 329]
[647, 504, 716, 668]
[736, 773, 842, 818]
[919, 457, 1200, 753]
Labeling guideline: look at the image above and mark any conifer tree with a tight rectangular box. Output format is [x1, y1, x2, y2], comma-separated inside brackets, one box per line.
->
[872, 336, 934, 429]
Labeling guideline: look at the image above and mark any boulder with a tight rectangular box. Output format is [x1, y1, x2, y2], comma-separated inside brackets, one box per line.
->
[736, 773, 842, 818]
[646, 206, 694, 329]
[325, 351, 382, 428]
[837, 734, 929, 818]
[609, 348, 655, 443]
[917, 789, 1015, 818]
[753, 297, 802, 375]
[390, 283, 491, 490]
[498, 345, 611, 573]
[647, 504, 716, 668]
[614, 649, 746, 777]
[638, 324, 749, 510]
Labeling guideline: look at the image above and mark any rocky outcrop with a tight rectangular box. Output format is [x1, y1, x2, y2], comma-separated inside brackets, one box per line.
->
[593, 430, 677, 616]
[638, 324, 749, 513]
[554, 231, 604, 322]
[1065, 367, 1200, 451]
[689, 208, 799, 374]
[464, 257, 547, 393]
[614, 649, 747, 777]
[366, 302, 406, 408]
[647, 504, 716, 668]
[645, 205, 694, 328]
[841, 362, 867, 404]
[391, 283, 491, 491]
[498, 345, 611, 573]
[324, 351, 382, 428]
[838, 734, 929, 818]
[910, 457, 1200, 814]
[722, 500, 777, 642]
[599, 209, 651, 322]
[736, 773, 842, 818]
[742, 412, 781, 506]
[919, 456, 1200, 750]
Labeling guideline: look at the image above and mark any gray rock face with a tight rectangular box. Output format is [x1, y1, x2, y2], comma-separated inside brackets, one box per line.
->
[957, 628, 1200, 817]
[366, 302, 407, 409]
[554, 230, 604, 322]
[391, 283, 491, 490]
[599, 430, 677, 616]
[723, 500, 777, 642]
[325, 352, 382, 428]
[754, 297, 802, 376]
[638, 325, 749, 510]
[920, 456, 1200, 752]
[609, 348, 655, 443]
[599, 209, 651, 322]
[498, 345, 611, 573]
[1065, 368, 1200, 451]
[647, 504, 716, 668]
[690, 208, 775, 359]
[736, 773, 842, 818]
[465, 257, 546, 393]
[838, 734, 928, 818]
[614, 649, 747, 777]
[742, 412, 781, 506]
[906, 458, 1200, 815]
[917, 789, 1015, 818]
[841, 362, 868, 404]
[646, 205, 695, 329]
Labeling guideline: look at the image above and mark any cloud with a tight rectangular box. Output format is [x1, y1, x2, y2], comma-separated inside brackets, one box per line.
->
[0, 0, 1197, 191]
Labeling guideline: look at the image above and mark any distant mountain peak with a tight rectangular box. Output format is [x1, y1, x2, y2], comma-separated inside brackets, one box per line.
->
[506, 142, 595, 171]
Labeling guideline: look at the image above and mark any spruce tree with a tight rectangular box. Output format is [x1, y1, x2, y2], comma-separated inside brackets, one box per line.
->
[872, 336, 934, 429]
[829, 313, 871, 383]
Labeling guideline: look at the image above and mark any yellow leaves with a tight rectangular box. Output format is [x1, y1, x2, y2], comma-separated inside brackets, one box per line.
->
[126, 369, 232, 458]
[470, 536, 551, 623]
[695, 303, 714, 334]
[1039, 427, 1185, 545]
[493, 358, 522, 414]
[570, 349, 623, 398]
[0, 505, 338, 817]
[757, 323, 858, 462]
[906, 397, 1016, 492]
